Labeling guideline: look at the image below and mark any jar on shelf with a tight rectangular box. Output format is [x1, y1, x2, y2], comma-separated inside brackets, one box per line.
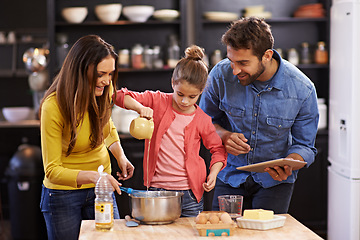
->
[56, 33, 69, 69]
[167, 34, 180, 68]
[143, 45, 154, 69]
[152, 45, 163, 69]
[300, 42, 311, 64]
[287, 48, 299, 65]
[131, 44, 144, 69]
[314, 41, 328, 64]
[118, 49, 130, 68]
[211, 49, 222, 67]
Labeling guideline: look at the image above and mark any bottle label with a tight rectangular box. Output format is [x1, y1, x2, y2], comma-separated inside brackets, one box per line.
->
[95, 202, 113, 224]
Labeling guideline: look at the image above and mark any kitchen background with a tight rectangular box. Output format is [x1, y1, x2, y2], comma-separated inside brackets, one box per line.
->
[0, 0, 330, 239]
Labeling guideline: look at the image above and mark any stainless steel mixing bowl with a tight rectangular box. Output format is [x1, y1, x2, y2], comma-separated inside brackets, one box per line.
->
[130, 190, 184, 224]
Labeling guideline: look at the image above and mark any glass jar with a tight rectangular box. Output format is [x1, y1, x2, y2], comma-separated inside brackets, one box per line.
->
[118, 49, 130, 68]
[152, 45, 163, 69]
[167, 34, 180, 68]
[131, 44, 144, 69]
[143, 45, 154, 69]
[56, 33, 69, 69]
[300, 42, 311, 64]
[211, 49, 222, 67]
[314, 41, 328, 64]
[287, 48, 299, 65]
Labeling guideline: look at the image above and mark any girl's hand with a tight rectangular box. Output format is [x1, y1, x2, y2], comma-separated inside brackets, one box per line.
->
[203, 172, 218, 192]
[203, 162, 223, 191]
[139, 106, 153, 120]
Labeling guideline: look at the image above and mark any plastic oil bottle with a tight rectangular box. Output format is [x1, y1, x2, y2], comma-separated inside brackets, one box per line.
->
[95, 165, 114, 231]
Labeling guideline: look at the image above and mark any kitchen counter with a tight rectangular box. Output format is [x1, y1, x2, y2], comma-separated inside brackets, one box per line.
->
[79, 214, 323, 240]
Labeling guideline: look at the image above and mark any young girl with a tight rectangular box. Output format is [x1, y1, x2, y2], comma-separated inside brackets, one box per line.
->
[113, 45, 227, 217]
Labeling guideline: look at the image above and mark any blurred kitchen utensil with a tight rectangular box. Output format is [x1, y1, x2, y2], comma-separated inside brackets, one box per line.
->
[243, 5, 272, 19]
[122, 5, 154, 22]
[153, 9, 180, 21]
[203, 11, 239, 21]
[293, 3, 325, 18]
[23, 48, 49, 73]
[61, 7, 88, 23]
[125, 215, 139, 227]
[28, 70, 49, 91]
[2, 107, 32, 122]
[95, 3, 122, 23]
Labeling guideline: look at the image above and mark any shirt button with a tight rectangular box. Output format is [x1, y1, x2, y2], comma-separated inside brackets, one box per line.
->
[254, 113, 257, 117]
[250, 148, 254, 151]
[278, 125, 282, 128]
[252, 131, 255, 134]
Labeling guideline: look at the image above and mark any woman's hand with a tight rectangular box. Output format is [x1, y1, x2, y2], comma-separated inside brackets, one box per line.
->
[116, 157, 134, 181]
[106, 174, 122, 194]
[108, 141, 135, 181]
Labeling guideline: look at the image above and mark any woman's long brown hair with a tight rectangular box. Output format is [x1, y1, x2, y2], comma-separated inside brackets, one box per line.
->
[40, 35, 118, 156]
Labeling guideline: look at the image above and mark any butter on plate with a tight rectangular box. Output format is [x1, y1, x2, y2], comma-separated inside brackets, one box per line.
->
[243, 209, 274, 220]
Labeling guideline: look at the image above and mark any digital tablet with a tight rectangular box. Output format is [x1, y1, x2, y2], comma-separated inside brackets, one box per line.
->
[236, 158, 307, 173]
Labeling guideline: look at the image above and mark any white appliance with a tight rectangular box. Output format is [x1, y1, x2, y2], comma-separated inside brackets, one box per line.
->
[328, 0, 360, 239]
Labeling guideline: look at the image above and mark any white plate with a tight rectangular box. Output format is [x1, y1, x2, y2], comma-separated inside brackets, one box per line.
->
[153, 9, 180, 21]
[203, 11, 239, 21]
[236, 158, 306, 173]
[236, 215, 286, 230]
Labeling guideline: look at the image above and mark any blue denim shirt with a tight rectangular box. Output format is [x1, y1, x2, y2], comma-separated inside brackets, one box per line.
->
[199, 50, 319, 188]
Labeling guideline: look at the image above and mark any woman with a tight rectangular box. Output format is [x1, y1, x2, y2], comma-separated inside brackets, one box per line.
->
[39, 35, 134, 240]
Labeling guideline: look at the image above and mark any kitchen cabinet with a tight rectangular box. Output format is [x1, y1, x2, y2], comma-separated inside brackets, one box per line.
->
[193, 0, 330, 238]
[47, 0, 189, 93]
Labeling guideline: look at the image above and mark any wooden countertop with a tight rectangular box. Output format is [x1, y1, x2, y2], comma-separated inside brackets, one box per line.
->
[79, 214, 323, 240]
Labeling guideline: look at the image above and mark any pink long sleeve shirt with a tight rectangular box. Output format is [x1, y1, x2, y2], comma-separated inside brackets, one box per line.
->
[114, 88, 227, 202]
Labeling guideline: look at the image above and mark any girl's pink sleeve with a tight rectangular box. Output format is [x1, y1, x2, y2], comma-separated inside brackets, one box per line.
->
[113, 87, 130, 108]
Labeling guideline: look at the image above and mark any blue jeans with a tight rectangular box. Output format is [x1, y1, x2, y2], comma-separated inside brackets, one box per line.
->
[212, 176, 294, 214]
[40, 185, 120, 240]
[149, 187, 203, 217]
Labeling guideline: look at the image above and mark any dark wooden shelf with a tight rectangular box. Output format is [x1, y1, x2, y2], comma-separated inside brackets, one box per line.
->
[0, 69, 29, 78]
[297, 64, 329, 69]
[202, 17, 328, 24]
[55, 19, 180, 26]
[118, 67, 174, 73]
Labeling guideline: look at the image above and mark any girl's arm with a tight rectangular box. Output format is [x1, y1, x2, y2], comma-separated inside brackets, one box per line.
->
[124, 95, 153, 119]
[203, 162, 224, 192]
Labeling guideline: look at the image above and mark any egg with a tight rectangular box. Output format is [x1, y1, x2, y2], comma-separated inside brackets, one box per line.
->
[195, 213, 208, 224]
[209, 214, 220, 224]
[220, 212, 233, 224]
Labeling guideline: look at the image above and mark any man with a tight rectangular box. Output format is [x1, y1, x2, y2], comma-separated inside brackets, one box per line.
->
[199, 17, 319, 213]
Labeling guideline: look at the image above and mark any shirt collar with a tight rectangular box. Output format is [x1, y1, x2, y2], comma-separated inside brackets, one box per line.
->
[266, 49, 285, 91]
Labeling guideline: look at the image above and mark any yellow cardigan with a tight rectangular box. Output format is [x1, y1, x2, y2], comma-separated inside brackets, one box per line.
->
[40, 93, 119, 190]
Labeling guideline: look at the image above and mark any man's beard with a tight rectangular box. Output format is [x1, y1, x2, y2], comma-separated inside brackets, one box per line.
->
[238, 62, 265, 86]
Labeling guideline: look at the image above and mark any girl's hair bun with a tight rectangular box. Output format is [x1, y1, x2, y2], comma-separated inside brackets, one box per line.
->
[185, 45, 204, 61]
